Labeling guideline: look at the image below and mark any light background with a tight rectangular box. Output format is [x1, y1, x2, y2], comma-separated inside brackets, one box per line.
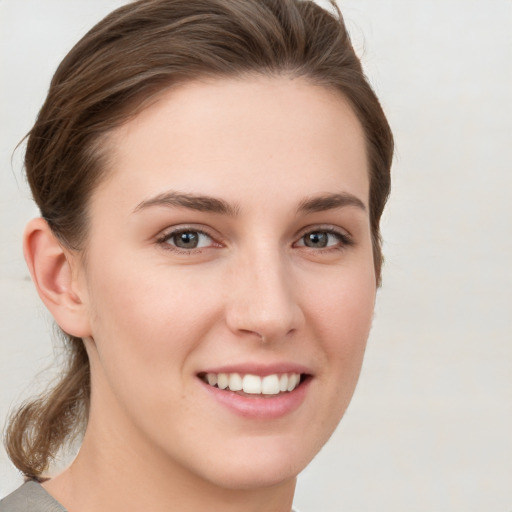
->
[1, 1, 511, 510]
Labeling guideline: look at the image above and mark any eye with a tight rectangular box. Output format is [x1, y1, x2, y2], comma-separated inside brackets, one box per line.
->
[158, 229, 216, 251]
[294, 229, 352, 250]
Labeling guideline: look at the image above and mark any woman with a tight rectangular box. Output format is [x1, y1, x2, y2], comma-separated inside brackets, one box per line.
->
[1, 0, 393, 511]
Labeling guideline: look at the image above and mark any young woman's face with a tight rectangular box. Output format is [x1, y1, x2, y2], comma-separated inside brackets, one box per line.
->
[75, 76, 375, 489]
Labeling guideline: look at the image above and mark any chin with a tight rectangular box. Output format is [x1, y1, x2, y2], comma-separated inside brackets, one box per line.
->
[185, 434, 321, 491]
[198, 460, 300, 491]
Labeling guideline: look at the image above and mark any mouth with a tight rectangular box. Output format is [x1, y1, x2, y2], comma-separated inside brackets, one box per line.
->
[198, 372, 308, 397]
[197, 367, 312, 418]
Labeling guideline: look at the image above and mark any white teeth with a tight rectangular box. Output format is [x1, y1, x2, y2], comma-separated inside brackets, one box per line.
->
[217, 373, 229, 389]
[228, 373, 243, 391]
[279, 374, 289, 392]
[205, 372, 302, 395]
[243, 374, 262, 394]
[261, 374, 280, 394]
[287, 373, 300, 392]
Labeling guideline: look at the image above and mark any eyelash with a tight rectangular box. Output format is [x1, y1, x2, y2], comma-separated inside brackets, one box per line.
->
[156, 227, 218, 254]
[294, 227, 354, 252]
[156, 226, 353, 254]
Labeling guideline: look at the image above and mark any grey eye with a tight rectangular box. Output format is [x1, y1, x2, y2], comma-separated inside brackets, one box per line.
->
[168, 230, 212, 249]
[173, 231, 199, 248]
[303, 232, 329, 248]
[296, 230, 346, 249]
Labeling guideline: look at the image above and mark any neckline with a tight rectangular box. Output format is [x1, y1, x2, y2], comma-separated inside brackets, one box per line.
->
[28, 481, 66, 509]
[22, 480, 300, 512]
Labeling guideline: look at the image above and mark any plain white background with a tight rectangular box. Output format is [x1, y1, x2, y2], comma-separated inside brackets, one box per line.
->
[1, 1, 511, 510]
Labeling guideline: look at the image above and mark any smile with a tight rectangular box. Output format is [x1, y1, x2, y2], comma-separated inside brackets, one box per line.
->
[200, 372, 302, 396]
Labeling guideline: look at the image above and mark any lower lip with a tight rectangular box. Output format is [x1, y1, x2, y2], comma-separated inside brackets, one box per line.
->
[199, 377, 311, 419]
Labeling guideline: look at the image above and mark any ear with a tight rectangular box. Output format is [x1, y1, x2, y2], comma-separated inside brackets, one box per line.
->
[23, 218, 91, 338]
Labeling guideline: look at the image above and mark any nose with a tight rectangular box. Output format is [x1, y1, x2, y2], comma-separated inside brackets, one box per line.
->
[224, 247, 305, 343]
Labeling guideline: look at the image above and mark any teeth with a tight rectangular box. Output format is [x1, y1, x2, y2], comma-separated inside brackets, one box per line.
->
[261, 375, 280, 394]
[287, 373, 300, 392]
[217, 373, 229, 389]
[229, 373, 243, 391]
[205, 372, 302, 395]
[279, 374, 288, 392]
[243, 374, 261, 394]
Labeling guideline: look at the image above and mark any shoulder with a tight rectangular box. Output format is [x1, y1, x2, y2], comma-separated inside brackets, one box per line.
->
[0, 481, 66, 512]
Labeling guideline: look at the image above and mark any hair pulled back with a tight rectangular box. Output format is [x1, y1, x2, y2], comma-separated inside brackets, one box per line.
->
[5, 0, 393, 478]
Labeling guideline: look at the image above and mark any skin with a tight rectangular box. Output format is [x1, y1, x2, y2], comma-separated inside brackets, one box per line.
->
[26, 75, 376, 512]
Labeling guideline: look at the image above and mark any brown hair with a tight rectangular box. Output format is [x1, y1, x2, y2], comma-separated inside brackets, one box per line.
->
[5, 0, 393, 478]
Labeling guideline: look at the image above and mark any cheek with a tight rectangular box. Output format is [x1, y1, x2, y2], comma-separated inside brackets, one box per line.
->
[309, 264, 375, 349]
[84, 257, 218, 382]
[287, 263, 376, 460]
[304, 262, 376, 401]
[82, 259, 225, 443]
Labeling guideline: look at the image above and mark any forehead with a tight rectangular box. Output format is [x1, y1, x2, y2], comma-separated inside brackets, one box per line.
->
[96, 75, 369, 212]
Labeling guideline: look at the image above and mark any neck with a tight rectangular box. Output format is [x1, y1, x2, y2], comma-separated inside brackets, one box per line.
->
[43, 419, 296, 512]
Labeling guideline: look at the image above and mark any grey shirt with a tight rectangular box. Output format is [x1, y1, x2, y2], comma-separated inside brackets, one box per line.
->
[0, 481, 66, 512]
[0, 481, 300, 511]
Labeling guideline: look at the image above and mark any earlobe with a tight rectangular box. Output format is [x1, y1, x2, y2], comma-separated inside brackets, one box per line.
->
[23, 218, 91, 338]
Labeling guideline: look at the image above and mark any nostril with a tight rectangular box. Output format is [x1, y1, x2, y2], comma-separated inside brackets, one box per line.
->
[256, 332, 265, 343]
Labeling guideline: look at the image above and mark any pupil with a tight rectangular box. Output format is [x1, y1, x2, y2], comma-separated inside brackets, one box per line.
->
[305, 232, 327, 248]
[175, 232, 198, 248]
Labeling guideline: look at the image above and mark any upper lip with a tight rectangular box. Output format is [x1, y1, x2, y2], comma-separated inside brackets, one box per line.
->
[198, 362, 313, 377]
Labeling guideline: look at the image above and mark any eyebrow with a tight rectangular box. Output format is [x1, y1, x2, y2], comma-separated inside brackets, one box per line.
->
[296, 192, 366, 214]
[133, 191, 241, 216]
[133, 190, 366, 216]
